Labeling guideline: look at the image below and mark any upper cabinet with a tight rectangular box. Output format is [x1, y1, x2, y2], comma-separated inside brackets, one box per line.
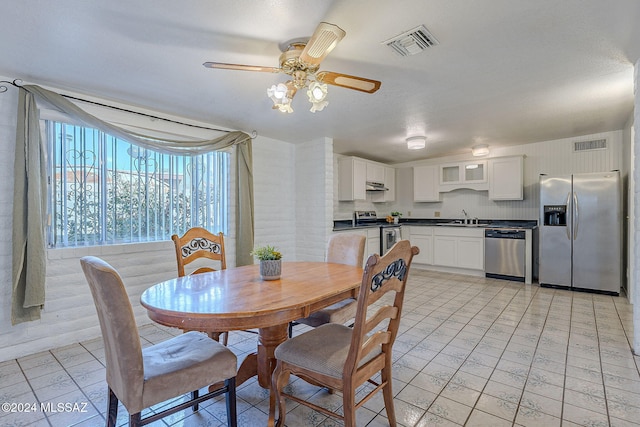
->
[436, 160, 489, 193]
[488, 156, 524, 200]
[439, 160, 487, 187]
[338, 156, 395, 202]
[366, 163, 385, 183]
[338, 156, 367, 201]
[412, 155, 524, 202]
[371, 166, 395, 202]
[413, 165, 440, 202]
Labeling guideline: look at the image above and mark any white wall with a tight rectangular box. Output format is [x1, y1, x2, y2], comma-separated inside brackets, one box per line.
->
[392, 131, 623, 221]
[252, 135, 297, 260]
[295, 137, 334, 261]
[334, 131, 623, 222]
[0, 83, 304, 362]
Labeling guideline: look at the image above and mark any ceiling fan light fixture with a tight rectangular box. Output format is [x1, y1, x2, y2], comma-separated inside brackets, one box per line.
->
[268, 82, 296, 113]
[472, 144, 489, 156]
[307, 81, 329, 112]
[406, 136, 426, 150]
[308, 81, 327, 101]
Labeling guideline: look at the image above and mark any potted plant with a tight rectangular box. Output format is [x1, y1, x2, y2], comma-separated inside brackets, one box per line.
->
[390, 211, 402, 224]
[251, 245, 282, 280]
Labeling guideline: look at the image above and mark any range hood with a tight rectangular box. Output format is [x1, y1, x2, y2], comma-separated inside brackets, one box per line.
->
[366, 181, 388, 191]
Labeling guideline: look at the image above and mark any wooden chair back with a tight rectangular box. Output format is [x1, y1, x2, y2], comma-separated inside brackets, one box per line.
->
[344, 239, 418, 385]
[172, 227, 226, 277]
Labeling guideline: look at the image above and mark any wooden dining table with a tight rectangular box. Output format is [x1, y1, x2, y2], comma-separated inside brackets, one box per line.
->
[140, 261, 363, 389]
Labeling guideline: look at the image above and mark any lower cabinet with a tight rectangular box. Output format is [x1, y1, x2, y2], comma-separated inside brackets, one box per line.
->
[433, 227, 484, 270]
[456, 237, 484, 270]
[405, 226, 433, 265]
[366, 228, 380, 259]
[408, 226, 484, 272]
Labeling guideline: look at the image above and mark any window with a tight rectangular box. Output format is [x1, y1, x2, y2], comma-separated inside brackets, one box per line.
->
[46, 121, 229, 247]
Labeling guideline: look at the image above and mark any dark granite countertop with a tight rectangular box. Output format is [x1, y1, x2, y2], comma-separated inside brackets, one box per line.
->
[333, 218, 538, 231]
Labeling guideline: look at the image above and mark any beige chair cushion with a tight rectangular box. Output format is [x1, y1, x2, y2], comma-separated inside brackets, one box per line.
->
[274, 323, 379, 379]
[295, 298, 357, 327]
[141, 331, 237, 410]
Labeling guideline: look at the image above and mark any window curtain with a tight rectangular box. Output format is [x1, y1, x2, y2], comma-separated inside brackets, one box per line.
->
[11, 84, 254, 324]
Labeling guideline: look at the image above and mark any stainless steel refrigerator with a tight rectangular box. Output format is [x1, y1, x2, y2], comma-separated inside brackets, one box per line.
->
[539, 172, 621, 295]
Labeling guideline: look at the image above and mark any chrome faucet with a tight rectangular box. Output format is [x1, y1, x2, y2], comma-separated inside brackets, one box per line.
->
[462, 209, 469, 224]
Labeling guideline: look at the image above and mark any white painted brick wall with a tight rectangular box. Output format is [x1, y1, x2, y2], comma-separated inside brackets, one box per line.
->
[0, 87, 303, 362]
[252, 135, 296, 262]
[295, 137, 333, 261]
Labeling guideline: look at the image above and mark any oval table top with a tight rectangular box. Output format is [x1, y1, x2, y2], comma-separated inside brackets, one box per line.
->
[140, 261, 364, 332]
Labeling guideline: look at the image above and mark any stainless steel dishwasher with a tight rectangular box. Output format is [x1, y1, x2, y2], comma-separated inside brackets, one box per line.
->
[484, 228, 526, 282]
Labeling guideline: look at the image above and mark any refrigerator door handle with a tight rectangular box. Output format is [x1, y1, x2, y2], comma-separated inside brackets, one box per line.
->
[573, 192, 579, 240]
[565, 192, 571, 240]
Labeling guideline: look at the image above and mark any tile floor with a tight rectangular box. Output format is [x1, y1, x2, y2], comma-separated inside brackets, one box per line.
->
[1, 269, 639, 427]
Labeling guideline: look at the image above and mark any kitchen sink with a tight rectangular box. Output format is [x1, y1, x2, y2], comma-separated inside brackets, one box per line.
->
[437, 222, 484, 227]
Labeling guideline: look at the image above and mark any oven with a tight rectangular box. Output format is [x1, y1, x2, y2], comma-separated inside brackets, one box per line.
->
[381, 225, 402, 255]
[354, 211, 402, 255]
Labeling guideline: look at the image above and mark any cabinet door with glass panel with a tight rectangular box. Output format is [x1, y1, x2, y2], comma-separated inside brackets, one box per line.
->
[439, 160, 487, 185]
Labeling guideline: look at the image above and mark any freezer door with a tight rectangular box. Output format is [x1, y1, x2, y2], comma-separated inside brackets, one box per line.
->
[571, 172, 621, 293]
[539, 175, 572, 287]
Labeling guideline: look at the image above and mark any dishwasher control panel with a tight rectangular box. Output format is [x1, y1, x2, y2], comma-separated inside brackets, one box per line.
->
[484, 229, 525, 239]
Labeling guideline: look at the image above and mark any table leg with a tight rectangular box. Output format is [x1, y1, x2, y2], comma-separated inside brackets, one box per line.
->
[257, 324, 289, 388]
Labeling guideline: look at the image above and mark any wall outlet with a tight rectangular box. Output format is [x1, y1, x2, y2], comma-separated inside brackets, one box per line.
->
[407, 211, 411, 217]
[434, 211, 441, 217]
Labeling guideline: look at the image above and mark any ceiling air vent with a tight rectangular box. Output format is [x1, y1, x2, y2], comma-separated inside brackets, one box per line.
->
[574, 139, 607, 152]
[383, 25, 439, 57]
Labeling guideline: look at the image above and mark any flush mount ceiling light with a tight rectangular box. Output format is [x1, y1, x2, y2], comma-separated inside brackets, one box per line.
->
[472, 144, 490, 156]
[407, 136, 426, 150]
[203, 22, 381, 114]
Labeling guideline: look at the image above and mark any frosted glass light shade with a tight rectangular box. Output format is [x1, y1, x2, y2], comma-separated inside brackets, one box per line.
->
[472, 144, 489, 156]
[406, 136, 426, 150]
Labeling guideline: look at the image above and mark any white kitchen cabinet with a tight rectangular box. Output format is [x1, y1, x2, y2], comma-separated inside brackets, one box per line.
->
[433, 236, 457, 267]
[457, 237, 484, 270]
[439, 160, 488, 191]
[338, 157, 367, 201]
[413, 165, 440, 202]
[371, 166, 395, 202]
[432, 227, 484, 271]
[366, 228, 380, 258]
[488, 156, 524, 200]
[406, 226, 433, 265]
[366, 162, 385, 183]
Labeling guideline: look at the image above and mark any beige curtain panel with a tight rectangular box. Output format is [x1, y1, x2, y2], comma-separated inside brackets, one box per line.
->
[11, 84, 254, 325]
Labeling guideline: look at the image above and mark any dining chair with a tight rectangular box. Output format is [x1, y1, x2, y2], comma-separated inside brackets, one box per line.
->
[172, 227, 230, 344]
[80, 256, 238, 427]
[172, 227, 226, 276]
[269, 240, 419, 427]
[289, 233, 366, 337]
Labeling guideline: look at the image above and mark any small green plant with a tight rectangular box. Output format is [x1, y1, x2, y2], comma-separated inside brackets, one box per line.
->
[390, 211, 402, 217]
[250, 245, 282, 260]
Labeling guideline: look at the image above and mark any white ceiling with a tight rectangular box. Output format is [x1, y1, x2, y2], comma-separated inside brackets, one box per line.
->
[1, 0, 639, 163]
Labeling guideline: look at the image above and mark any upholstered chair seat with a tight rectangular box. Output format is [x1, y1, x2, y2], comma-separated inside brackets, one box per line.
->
[291, 233, 366, 335]
[80, 256, 237, 427]
[270, 240, 419, 427]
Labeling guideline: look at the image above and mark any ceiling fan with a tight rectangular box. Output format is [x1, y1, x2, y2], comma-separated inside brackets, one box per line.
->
[203, 22, 381, 113]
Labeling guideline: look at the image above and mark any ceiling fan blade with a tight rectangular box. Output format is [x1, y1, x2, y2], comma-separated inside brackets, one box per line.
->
[316, 71, 381, 93]
[203, 62, 281, 73]
[299, 22, 346, 66]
